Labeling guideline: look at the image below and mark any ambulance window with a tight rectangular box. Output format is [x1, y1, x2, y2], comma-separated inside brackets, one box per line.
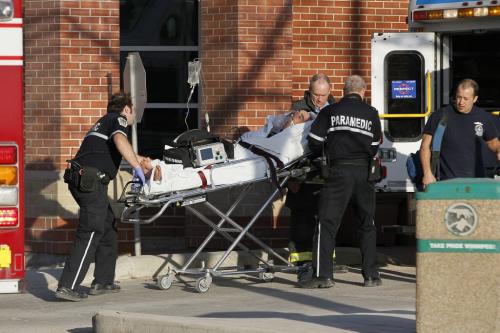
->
[120, 0, 199, 159]
[451, 32, 500, 110]
[384, 52, 425, 142]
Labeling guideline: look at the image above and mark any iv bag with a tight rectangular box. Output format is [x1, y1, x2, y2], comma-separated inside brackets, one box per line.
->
[188, 59, 201, 87]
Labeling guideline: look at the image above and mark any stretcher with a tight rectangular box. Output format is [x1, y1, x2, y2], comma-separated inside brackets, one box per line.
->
[119, 155, 315, 293]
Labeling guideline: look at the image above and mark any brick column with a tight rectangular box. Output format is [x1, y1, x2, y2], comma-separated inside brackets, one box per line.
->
[24, 0, 122, 254]
[194, 1, 294, 250]
[201, 0, 293, 138]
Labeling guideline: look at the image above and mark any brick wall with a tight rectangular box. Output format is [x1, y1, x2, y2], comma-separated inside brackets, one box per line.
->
[25, 0, 120, 171]
[202, 0, 409, 137]
[24, 0, 124, 254]
[200, 0, 294, 249]
[292, 0, 409, 100]
[201, 0, 294, 138]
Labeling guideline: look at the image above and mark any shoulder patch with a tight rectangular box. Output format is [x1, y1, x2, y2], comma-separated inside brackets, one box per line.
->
[118, 116, 128, 128]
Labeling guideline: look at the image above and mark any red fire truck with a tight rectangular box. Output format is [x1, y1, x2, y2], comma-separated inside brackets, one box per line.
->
[0, 0, 24, 293]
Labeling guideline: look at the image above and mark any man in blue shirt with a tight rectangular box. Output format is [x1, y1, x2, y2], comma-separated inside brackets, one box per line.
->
[420, 79, 500, 188]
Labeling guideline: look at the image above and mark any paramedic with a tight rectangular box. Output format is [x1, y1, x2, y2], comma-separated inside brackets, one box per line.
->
[301, 75, 382, 289]
[56, 92, 146, 301]
[420, 79, 500, 188]
[286, 73, 337, 271]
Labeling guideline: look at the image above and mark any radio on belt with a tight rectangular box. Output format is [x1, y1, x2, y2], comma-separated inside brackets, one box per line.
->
[193, 142, 227, 167]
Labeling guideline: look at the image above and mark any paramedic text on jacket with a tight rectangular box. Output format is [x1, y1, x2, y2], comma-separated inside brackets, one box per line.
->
[301, 75, 382, 289]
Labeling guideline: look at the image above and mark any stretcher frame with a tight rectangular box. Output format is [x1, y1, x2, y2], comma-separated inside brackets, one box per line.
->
[119, 157, 313, 293]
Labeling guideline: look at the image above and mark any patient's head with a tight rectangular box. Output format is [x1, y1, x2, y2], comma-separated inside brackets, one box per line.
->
[282, 109, 312, 130]
[292, 109, 312, 124]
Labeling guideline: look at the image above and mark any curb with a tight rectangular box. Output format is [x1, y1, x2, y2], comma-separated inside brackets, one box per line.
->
[93, 310, 279, 333]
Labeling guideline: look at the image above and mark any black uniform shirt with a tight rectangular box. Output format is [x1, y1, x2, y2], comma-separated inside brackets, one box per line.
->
[74, 112, 129, 179]
[308, 93, 382, 161]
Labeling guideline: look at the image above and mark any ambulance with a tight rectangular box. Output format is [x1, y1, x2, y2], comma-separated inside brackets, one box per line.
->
[372, 0, 500, 192]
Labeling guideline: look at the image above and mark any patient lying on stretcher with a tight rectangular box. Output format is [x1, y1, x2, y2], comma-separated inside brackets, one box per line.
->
[139, 110, 315, 194]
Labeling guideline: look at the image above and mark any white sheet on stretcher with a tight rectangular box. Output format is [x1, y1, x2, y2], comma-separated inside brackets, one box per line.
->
[144, 120, 312, 194]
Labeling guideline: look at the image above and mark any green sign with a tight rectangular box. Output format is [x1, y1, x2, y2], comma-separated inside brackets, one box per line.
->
[418, 239, 500, 253]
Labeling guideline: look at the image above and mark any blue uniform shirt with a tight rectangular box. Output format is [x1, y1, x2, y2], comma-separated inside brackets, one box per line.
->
[423, 105, 499, 179]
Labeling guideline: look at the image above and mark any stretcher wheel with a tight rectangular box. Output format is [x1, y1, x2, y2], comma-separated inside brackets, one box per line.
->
[195, 275, 212, 293]
[157, 274, 174, 290]
[259, 272, 274, 282]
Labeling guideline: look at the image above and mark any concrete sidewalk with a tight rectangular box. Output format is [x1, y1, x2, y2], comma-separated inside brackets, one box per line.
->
[7, 247, 416, 333]
[12, 247, 417, 333]
[27, 246, 415, 288]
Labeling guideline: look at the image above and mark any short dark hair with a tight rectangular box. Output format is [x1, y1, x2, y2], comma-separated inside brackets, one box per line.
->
[456, 79, 479, 97]
[309, 73, 331, 90]
[107, 91, 132, 114]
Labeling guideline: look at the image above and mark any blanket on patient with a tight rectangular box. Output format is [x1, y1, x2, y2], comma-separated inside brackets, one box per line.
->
[238, 116, 312, 164]
[144, 117, 313, 194]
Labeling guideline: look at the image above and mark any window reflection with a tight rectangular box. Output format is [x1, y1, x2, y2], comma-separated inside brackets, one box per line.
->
[120, 51, 198, 103]
[385, 52, 424, 142]
[451, 32, 500, 110]
[137, 108, 198, 158]
[120, 0, 199, 153]
[120, 0, 198, 46]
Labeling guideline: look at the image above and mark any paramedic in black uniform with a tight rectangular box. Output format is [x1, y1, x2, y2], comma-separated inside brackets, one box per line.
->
[56, 92, 146, 301]
[300, 75, 382, 289]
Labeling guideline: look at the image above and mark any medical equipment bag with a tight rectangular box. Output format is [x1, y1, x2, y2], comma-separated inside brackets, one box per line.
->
[163, 129, 227, 168]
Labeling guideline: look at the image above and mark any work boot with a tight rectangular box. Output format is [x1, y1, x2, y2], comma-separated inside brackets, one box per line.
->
[298, 277, 334, 289]
[89, 282, 121, 295]
[55, 287, 88, 302]
[363, 277, 383, 287]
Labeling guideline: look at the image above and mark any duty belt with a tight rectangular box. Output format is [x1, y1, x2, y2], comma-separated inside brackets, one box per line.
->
[65, 160, 111, 185]
[331, 158, 369, 167]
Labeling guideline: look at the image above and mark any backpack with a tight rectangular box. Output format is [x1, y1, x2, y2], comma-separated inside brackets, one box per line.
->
[171, 128, 220, 147]
[406, 106, 451, 190]
[163, 129, 221, 168]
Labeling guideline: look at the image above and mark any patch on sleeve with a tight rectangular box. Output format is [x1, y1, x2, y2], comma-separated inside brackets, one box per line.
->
[118, 116, 128, 128]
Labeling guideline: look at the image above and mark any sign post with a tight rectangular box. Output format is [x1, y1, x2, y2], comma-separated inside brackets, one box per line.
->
[123, 52, 147, 256]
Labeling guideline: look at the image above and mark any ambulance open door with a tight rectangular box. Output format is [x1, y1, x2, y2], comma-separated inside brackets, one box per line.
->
[371, 32, 438, 192]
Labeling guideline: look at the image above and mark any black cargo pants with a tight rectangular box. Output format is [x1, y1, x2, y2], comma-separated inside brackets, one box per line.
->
[58, 181, 117, 290]
[313, 163, 378, 280]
